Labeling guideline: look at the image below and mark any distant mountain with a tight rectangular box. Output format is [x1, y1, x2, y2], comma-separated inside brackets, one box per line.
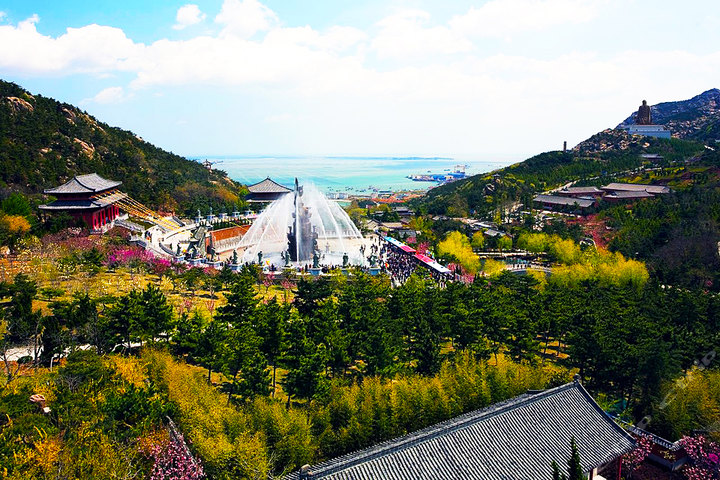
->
[415, 134, 703, 217]
[416, 89, 720, 217]
[0, 80, 246, 215]
[617, 89, 720, 142]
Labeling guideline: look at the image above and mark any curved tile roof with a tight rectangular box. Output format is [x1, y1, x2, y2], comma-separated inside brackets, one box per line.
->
[247, 177, 291, 194]
[288, 381, 634, 480]
[44, 173, 121, 194]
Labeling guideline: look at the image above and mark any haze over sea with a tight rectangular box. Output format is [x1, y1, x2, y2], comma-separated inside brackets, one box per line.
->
[198, 155, 522, 193]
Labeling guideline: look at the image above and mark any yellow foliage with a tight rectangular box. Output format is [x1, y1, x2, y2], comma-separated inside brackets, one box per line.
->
[438, 231, 480, 274]
[657, 369, 720, 440]
[548, 237, 582, 264]
[110, 355, 148, 387]
[549, 249, 648, 288]
[482, 258, 506, 277]
[471, 231, 485, 249]
[526, 268, 548, 289]
[1, 215, 31, 235]
[549, 263, 595, 287]
[516, 232, 549, 253]
[143, 350, 270, 479]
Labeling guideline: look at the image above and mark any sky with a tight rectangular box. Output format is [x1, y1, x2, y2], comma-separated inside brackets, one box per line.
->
[0, 0, 719, 158]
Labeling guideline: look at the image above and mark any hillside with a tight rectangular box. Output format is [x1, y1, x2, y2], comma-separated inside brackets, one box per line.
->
[0, 80, 246, 215]
[618, 88, 720, 142]
[416, 134, 704, 217]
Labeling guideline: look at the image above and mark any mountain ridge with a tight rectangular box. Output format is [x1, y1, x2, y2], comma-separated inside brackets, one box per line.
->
[0, 80, 246, 215]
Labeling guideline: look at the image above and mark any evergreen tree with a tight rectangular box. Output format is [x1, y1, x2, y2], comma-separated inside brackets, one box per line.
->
[141, 284, 173, 344]
[173, 310, 204, 357]
[551, 460, 567, 480]
[256, 297, 287, 396]
[107, 290, 144, 350]
[281, 314, 327, 402]
[567, 437, 584, 480]
[196, 317, 226, 383]
[7, 273, 38, 342]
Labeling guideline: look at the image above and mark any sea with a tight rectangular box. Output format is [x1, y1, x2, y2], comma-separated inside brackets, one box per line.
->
[195, 155, 521, 194]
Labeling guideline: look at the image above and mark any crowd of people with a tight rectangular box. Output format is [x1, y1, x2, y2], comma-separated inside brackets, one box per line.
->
[380, 243, 417, 283]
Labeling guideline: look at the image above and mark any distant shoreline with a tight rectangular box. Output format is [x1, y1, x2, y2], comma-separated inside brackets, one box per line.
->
[189, 155, 517, 193]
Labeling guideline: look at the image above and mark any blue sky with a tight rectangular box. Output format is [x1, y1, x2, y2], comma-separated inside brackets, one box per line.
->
[1, 0, 719, 157]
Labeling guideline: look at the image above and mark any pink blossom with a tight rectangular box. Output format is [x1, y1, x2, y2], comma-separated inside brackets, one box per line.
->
[140, 432, 205, 480]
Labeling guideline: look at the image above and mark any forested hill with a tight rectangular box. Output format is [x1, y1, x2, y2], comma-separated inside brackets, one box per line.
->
[415, 133, 704, 217]
[0, 80, 246, 215]
[618, 88, 720, 142]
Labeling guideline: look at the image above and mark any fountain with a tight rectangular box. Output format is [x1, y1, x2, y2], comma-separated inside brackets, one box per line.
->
[239, 179, 368, 267]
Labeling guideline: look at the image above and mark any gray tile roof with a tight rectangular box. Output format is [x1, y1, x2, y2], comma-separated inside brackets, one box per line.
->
[602, 183, 671, 194]
[287, 381, 634, 480]
[605, 191, 655, 199]
[534, 194, 594, 208]
[39, 192, 127, 210]
[44, 173, 121, 194]
[247, 177, 292, 194]
[559, 186, 604, 195]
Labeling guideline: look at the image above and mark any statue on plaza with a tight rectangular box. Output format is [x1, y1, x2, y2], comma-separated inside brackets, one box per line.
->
[257, 250, 263, 265]
[369, 254, 378, 267]
[342, 252, 349, 268]
[313, 251, 320, 268]
[636, 100, 652, 125]
[232, 249, 238, 264]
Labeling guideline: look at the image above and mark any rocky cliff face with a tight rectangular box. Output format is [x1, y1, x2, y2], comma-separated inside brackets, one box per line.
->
[617, 89, 720, 142]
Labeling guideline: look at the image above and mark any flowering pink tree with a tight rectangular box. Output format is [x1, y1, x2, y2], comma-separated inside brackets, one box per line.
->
[281, 278, 296, 303]
[681, 435, 720, 479]
[105, 246, 155, 271]
[416, 242, 430, 255]
[151, 257, 172, 278]
[140, 431, 205, 480]
[621, 434, 652, 479]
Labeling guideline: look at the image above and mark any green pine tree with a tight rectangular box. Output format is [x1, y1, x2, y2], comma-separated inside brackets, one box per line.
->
[567, 437, 584, 480]
[551, 460, 567, 480]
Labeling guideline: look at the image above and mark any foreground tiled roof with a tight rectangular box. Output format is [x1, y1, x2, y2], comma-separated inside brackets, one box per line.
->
[44, 173, 121, 194]
[534, 194, 594, 208]
[247, 177, 291, 194]
[287, 381, 635, 480]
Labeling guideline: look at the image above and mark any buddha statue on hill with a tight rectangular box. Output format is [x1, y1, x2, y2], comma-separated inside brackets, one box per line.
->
[637, 100, 652, 125]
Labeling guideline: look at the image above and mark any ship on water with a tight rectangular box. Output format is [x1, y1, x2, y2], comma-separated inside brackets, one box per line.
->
[407, 164, 468, 183]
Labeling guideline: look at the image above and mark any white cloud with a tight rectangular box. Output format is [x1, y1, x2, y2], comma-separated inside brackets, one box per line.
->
[173, 4, 206, 30]
[2, 0, 720, 155]
[371, 9, 472, 59]
[82, 86, 128, 104]
[450, 0, 601, 38]
[214, 0, 278, 38]
[0, 15, 140, 74]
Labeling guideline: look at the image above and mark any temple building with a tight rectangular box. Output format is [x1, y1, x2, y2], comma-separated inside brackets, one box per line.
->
[246, 177, 291, 202]
[533, 194, 595, 212]
[288, 379, 635, 480]
[39, 173, 125, 231]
